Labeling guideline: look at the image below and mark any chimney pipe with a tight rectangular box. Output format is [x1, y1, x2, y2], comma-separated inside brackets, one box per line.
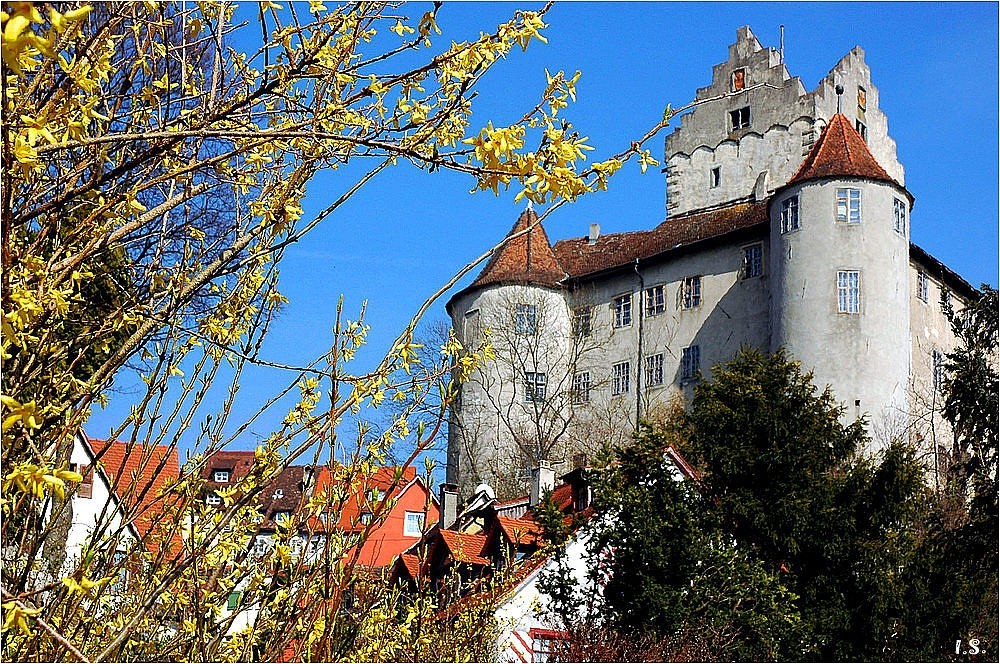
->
[530, 462, 555, 507]
[588, 223, 600, 245]
[439, 483, 459, 530]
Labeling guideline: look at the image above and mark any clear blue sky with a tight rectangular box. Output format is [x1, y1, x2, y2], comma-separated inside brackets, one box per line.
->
[91, 2, 999, 458]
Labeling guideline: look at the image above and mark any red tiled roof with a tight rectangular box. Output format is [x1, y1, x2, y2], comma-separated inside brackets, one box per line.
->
[470, 208, 566, 289]
[439, 530, 490, 565]
[786, 113, 898, 187]
[311, 465, 418, 531]
[399, 553, 421, 580]
[496, 515, 544, 547]
[202, 450, 256, 483]
[553, 201, 768, 280]
[89, 438, 183, 557]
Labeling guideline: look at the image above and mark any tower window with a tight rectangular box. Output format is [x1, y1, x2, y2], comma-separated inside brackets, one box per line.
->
[855, 119, 868, 142]
[681, 346, 701, 381]
[836, 188, 862, 223]
[645, 353, 664, 387]
[731, 68, 746, 92]
[524, 372, 547, 402]
[917, 271, 929, 303]
[514, 303, 537, 335]
[612, 294, 632, 328]
[729, 106, 751, 131]
[679, 276, 702, 310]
[780, 196, 800, 233]
[612, 362, 630, 395]
[572, 372, 591, 404]
[710, 166, 721, 188]
[644, 285, 665, 317]
[740, 244, 764, 279]
[837, 270, 861, 314]
[893, 198, 907, 235]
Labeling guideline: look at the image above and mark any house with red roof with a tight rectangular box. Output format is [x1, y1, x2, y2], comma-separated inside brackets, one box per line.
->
[444, 25, 978, 500]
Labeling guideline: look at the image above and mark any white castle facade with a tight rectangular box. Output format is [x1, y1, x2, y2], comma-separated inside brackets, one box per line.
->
[445, 27, 976, 498]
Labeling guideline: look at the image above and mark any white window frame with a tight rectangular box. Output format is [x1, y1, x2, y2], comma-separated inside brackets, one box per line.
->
[213, 469, 231, 483]
[780, 196, 799, 234]
[206, 493, 222, 506]
[404, 511, 424, 537]
[681, 346, 701, 381]
[729, 105, 750, 130]
[644, 284, 665, 317]
[645, 353, 664, 387]
[572, 371, 591, 404]
[612, 294, 632, 328]
[524, 371, 547, 403]
[514, 303, 537, 335]
[612, 361, 630, 395]
[572, 306, 592, 338]
[917, 270, 929, 303]
[836, 188, 862, 224]
[740, 243, 763, 279]
[893, 198, 907, 235]
[837, 270, 861, 314]
[680, 276, 702, 310]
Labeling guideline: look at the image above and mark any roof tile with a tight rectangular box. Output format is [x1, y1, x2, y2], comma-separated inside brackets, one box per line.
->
[786, 113, 898, 187]
[470, 208, 566, 289]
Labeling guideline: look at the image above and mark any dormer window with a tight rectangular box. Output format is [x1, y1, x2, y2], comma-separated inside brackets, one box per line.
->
[206, 493, 222, 506]
[273, 510, 292, 523]
[729, 106, 750, 131]
[213, 469, 231, 483]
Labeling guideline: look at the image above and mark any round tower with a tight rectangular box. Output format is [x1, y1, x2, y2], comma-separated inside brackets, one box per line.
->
[444, 208, 571, 498]
[769, 113, 913, 439]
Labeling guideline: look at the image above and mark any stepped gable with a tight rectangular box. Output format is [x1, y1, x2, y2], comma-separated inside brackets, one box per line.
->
[470, 208, 566, 289]
[553, 201, 768, 280]
[786, 113, 899, 187]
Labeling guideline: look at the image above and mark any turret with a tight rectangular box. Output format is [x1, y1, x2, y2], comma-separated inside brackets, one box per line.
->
[769, 113, 913, 436]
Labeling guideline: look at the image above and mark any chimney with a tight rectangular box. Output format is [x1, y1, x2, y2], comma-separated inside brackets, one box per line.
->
[588, 223, 600, 245]
[530, 462, 555, 507]
[438, 483, 459, 530]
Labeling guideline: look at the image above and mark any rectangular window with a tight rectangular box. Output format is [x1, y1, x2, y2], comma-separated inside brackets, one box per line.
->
[836, 188, 862, 223]
[612, 362, 630, 395]
[613, 294, 632, 328]
[206, 493, 222, 506]
[837, 270, 861, 314]
[710, 166, 721, 188]
[572, 372, 591, 404]
[857, 85, 867, 111]
[932, 350, 945, 392]
[644, 284, 665, 317]
[740, 244, 763, 279]
[213, 469, 231, 483]
[780, 196, 799, 233]
[69, 464, 94, 499]
[404, 511, 424, 537]
[893, 198, 907, 235]
[227, 591, 242, 611]
[681, 346, 701, 380]
[731, 68, 746, 92]
[515, 304, 537, 335]
[360, 511, 373, 526]
[645, 353, 664, 387]
[680, 276, 702, 310]
[572, 306, 592, 338]
[917, 271, 929, 303]
[524, 372, 547, 403]
[856, 119, 867, 142]
[729, 106, 750, 130]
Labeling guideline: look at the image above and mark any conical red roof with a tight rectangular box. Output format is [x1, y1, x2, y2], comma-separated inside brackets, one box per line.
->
[470, 208, 565, 289]
[786, 113, 899, 187]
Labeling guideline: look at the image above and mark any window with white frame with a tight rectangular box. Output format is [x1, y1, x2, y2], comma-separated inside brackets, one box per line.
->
[680, 276, 702, 310]
[837, 270, 861, 313]
[613, 294, 632, 328]
[780, 196, 799, 233]
[515, 303, 537, 335]
[740, 243, 763, 279]
[644, 284, 665, 316]
[645, 353, 664, 387]
[572, 306, 592, 338]
[681, 346, 700, 381]
[572, 372, 591, 404]
[836, 188, 862, 223]
[404, 511, 424, 537]
[729, 106, 750, 131]
[524, 372, 547, 402]
[612, 362, 630, 395]
[360, 511, 373, 525]
[917, 270, 929, 303]
[932, 350, 945, 392]
[213, 469, 231, 483]
[206, 493, 222, 506]
[893, 198, 907, 235]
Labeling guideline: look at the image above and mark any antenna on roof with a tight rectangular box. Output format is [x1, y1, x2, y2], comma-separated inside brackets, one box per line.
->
[779, 25, 784, 63]
[835, 84, 844, 114]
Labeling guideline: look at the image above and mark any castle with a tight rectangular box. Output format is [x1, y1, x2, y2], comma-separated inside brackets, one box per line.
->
[445, 27, 976, 498]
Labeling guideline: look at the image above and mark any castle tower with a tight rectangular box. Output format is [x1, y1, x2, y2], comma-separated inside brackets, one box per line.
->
[445, 209, 572, 498]
[769, 113, 913, 434]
